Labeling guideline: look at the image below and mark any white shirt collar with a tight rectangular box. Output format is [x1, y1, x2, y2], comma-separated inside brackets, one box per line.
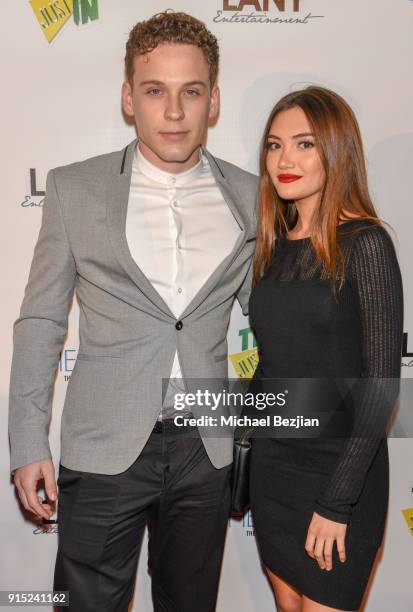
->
[134, 143, 206, 186]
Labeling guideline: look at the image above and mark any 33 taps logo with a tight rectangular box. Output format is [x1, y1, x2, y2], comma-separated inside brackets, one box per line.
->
[30, 0, 99, 43]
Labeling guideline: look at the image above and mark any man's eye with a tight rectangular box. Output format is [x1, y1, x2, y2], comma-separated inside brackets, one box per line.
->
[147, 88, 161, 95]
[186, 89, 199, 96]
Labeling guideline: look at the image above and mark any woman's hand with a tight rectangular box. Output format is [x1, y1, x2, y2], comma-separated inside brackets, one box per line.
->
[304, 512, 347, 571]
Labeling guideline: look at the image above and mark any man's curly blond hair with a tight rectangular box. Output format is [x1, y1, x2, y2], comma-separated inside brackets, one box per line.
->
[125, 10, 219, 88]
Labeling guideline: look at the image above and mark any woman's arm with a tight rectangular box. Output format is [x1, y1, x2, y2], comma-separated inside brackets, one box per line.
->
[305, 223, 403, 571]
[313, 223, 404, 523]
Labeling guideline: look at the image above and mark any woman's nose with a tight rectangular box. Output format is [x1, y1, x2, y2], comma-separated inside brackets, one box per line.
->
[278, 148, 294, 168]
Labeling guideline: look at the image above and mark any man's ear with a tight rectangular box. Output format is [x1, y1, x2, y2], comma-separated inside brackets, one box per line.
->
[121, 80, 134, 117]
[209, 84, 220, 121]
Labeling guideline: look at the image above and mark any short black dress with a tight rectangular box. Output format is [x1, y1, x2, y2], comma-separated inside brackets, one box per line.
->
[248, 220, 403, 610]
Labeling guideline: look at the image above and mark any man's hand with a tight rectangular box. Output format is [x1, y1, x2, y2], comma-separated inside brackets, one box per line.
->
[305, 511, 347, 571]
[13, 459, 57, 520]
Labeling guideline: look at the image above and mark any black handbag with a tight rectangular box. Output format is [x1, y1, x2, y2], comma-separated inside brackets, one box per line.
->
[231, 428, 254, 514]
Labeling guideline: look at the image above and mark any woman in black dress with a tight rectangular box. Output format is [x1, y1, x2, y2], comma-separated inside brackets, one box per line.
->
[248, 86, 403, 611]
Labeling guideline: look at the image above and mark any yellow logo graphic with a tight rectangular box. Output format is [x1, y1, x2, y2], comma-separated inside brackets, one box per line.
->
[402, 508, 413, 535]
[230, 348, 259, 379]
[30, 0, 73, 43]
[30, 0, 99, 43]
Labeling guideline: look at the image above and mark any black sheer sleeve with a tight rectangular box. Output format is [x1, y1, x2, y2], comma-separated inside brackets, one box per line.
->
[313, 224, 404, 524]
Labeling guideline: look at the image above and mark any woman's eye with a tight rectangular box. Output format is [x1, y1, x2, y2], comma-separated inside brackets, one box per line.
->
[298, 141, 315, 149]
[265, 142, 280, 150]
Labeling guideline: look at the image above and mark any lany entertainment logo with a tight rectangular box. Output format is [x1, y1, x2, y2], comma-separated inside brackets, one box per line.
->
[402, 332, 413, 368]
[224, 0, 300, 9]
[30, 0, 99, 43]
[214, 0, 324, 24]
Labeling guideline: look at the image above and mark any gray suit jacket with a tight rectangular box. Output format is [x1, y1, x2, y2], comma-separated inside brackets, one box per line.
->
[8, 137, 258, 475]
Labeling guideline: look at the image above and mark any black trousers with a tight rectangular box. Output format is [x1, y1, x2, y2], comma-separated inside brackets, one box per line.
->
[53, 421, 232, 612]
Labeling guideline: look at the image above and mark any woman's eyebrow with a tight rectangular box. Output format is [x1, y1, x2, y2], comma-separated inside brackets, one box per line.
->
[267, 132, 315, 140]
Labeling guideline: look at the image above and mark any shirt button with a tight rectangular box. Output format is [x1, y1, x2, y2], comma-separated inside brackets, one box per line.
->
[175, 320, 183, 330]
[168, 176, 176, 185]
[172, 199, 178, 207]
[177, 287, 183, 294]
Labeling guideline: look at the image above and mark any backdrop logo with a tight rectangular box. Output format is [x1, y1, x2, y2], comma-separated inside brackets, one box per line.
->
[402, 507, 413, 535]
[73, 0, 99, 25]
[402, 486, 413, 536]
[229, 327, 259, 378]
[402, 332, 412, 368]
[33, 520, 58, 534]
[223, 0, 300, 9]
[30, 0, 99, 43]
[242, 509, 255, 535]
[214, 0, 324, 24]
[20, 169, 45, 208]
[59, 348, 78, 380]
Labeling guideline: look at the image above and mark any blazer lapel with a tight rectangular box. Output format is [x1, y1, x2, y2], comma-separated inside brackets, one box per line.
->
[202, 146, 251, 234]
[105, 137, 175, 319]
[179, 146, 252, 319]
[106, 139, 253, 321]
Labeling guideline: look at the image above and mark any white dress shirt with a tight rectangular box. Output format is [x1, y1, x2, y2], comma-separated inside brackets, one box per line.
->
[126, 144, 241, 417]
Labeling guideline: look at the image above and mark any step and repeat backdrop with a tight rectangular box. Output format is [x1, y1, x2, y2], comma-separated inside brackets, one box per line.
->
[1, 1, 412, 610]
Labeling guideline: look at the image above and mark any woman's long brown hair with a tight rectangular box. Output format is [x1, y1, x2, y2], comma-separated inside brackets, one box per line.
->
[253, 85, 381, 291]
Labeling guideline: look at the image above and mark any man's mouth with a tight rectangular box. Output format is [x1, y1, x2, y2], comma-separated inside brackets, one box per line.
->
[159, 132, 190, 141]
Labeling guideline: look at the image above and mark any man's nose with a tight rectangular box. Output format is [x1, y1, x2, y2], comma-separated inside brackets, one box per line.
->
[165, 94, 185, 121]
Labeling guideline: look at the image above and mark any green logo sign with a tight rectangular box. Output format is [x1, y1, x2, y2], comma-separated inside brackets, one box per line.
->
[73, 0, 99, 25]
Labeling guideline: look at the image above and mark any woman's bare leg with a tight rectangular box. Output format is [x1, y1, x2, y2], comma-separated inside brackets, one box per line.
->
[265, 566, 302, 612]
[302, 595, 355, 612]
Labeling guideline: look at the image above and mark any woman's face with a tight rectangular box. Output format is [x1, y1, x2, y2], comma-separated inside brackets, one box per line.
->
[265, 106, 326, 205]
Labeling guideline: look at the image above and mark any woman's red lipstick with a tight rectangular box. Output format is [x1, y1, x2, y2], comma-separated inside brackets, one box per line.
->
[277, 174, 303, 183]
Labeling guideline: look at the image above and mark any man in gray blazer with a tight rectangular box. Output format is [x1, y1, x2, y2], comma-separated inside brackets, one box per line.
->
[9, 11, 258, 611]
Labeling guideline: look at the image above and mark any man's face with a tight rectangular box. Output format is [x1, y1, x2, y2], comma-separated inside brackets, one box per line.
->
[122, 43, 219, 173]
